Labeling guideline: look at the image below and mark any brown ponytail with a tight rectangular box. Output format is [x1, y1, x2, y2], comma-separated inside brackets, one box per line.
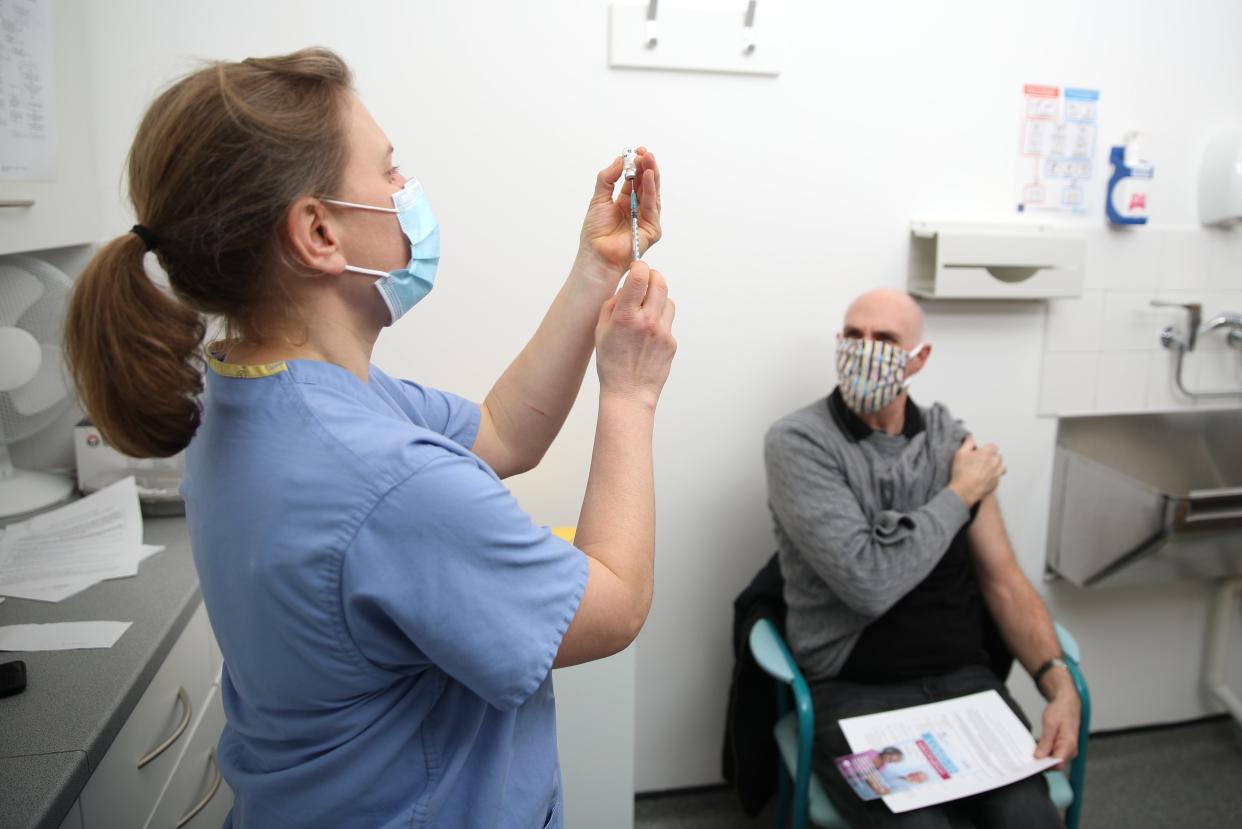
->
[63, 48, 354, 458]
[65, 233, 206, 457]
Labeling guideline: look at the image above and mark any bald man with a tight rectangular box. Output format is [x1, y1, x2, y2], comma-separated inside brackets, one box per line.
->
[763, 289, 1080, 828]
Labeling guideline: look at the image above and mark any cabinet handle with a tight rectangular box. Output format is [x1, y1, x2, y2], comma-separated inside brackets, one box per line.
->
[176, 748, 223, 828]
[0, 200, 36, 208]
[137, 687, 192, 768]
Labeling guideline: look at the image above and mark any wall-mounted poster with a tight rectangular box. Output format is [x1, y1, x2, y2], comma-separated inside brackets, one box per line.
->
[0, 0, 57, 182]
[1016, 84, 1099, 215]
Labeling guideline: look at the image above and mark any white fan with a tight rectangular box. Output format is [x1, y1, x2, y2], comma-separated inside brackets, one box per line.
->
[0, 253, 75, 520]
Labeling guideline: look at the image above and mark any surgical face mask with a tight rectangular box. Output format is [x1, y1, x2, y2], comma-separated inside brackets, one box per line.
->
[323, 177, 440, 325]
[835, 337, 927, 415]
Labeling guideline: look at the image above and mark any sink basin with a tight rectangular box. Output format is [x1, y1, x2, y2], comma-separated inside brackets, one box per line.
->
[1046, 409, 1242, 588]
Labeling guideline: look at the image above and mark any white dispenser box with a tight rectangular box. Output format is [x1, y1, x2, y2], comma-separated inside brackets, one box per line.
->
[908, 221, 1086, 300]
[74, 423, 185, 513]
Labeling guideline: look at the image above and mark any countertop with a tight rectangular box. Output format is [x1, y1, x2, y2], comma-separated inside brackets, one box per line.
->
[0, 517, 201, 829]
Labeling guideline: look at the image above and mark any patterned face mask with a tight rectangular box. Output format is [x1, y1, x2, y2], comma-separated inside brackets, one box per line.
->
[835, 337, 926, 414]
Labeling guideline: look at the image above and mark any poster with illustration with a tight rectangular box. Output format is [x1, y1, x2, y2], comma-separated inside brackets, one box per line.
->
[1016, 84, 1100, 215]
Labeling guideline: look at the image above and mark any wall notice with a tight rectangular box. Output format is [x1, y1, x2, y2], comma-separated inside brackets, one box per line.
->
[0, 0, 56, 182]
[1016, 84, 1099, 215]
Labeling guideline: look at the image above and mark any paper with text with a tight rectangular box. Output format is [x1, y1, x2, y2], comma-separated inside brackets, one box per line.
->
[837, 690, 1059, 813]
[0, 477, 142, 601]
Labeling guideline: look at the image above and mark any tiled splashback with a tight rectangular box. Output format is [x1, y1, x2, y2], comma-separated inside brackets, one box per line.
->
[1038, 228, 1242, 415]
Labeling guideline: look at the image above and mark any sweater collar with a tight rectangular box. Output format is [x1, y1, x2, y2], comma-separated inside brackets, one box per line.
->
[827, 386, 924, 442]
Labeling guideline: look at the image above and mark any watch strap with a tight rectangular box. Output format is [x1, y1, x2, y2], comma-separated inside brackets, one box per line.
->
[1033, 656, 1067, 689]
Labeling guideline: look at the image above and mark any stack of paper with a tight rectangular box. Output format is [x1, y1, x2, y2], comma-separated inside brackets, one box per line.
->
[0, 477, 163, 603]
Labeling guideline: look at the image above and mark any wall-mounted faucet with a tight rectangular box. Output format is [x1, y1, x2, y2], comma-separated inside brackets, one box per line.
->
[1152, 299, 1202, 351]
[1152, 300, 1242, 400]
[1203, 312, 1242, 349]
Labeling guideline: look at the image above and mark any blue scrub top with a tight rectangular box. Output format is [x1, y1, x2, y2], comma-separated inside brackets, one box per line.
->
[182, 348, 589, 829]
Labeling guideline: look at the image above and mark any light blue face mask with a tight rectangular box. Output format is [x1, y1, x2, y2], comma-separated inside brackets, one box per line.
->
[323, 177, 440, 325]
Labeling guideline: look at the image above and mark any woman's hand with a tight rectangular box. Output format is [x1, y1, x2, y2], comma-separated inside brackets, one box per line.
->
[578, 148, 662, 277]
[594, 261, 676, 411]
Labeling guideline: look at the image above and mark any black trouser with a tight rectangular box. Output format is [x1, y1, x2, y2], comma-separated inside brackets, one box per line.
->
[809, 664, 1065, 829]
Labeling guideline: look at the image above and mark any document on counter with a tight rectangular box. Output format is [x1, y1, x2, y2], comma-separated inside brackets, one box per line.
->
[0, 621, 132, 651]
[835, 690, 1059, 813]
[0, 477, 143, 602]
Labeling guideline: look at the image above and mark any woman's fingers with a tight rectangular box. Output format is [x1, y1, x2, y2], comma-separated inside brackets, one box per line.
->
[594, 156, 624, 203]
[617, 261, 651, 316]
[638, 147, 659, 194]
[642, 267, 668, 315]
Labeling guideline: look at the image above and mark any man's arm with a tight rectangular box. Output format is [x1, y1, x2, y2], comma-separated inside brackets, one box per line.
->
[764, 423, 1004, 618]
[969, 493, 1080, 765]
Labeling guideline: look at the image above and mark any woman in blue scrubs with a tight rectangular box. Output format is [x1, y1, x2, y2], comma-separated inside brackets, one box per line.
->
[64, 48, 675, 828]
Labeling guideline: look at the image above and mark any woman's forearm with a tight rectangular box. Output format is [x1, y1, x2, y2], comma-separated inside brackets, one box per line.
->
[480, 254, 621, 475]
[574, 393, 657, 638]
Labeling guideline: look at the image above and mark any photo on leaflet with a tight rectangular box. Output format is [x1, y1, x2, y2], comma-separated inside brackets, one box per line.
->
[834, 733, 966, 801]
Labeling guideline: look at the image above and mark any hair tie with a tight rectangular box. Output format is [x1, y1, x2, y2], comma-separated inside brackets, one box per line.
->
[130, 224, 159, 252]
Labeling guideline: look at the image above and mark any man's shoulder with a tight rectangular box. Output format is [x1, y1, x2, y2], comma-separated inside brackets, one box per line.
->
[766, 397, 840, 444]
[917, 400, 968, 447]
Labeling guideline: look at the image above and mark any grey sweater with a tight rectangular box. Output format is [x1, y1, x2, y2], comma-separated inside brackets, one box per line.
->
[764, 393, 970, 682]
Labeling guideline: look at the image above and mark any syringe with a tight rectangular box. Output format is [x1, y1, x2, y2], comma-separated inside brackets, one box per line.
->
[623, 148, 639, 261]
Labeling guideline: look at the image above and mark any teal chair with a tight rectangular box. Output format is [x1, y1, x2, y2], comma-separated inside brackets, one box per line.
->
[747, 619, 1091, 829]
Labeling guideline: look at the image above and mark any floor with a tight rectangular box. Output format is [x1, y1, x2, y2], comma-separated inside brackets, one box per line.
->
[634, 716, 1242, 828]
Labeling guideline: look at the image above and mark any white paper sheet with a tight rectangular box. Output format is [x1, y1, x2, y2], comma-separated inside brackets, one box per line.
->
[838, 690, 1059, 813]
[0, 621, 132, 651]
[0, 477, 142, 601]
[0, 0, 57, 181]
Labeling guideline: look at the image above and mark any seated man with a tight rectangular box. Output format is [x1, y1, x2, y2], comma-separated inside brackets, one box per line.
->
[763, 288, 1079, 828]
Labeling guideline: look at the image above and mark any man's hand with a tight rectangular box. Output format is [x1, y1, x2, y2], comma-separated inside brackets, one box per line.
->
[949, 436, 1005, 507]
[1034, 684, 1081, 771]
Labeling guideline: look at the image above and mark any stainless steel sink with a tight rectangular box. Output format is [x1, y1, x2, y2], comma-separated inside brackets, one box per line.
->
[1046, 409, 1242, 588]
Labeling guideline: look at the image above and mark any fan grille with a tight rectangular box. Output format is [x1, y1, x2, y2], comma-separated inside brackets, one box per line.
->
[0, 255, 74, 444]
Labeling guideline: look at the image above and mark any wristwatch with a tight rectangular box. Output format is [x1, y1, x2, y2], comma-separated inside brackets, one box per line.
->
[1033, 656, 1067, 690]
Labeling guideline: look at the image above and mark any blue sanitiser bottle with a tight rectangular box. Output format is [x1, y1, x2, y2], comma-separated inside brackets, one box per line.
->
[1106, 132, 1153, 225]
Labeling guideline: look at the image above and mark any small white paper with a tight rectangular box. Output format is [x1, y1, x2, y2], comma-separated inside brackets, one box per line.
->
[0, 621, 132, 651]
[138, 544, 165, 563]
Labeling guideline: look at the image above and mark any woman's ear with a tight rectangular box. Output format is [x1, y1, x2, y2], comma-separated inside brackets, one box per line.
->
[285, 196, 347, 276]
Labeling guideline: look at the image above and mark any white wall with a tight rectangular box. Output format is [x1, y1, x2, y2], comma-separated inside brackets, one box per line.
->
[77, 0, 1242, 793]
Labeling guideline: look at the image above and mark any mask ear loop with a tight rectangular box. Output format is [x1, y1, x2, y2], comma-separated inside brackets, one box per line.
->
[901, 342, 928, 390]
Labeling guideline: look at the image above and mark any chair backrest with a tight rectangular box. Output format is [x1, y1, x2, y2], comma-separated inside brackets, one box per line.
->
[749, 617, 797, 685]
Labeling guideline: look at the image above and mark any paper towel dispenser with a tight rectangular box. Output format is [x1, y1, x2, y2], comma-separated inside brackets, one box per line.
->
[908, 221, 1086, 300]
[1200, 127, 1242, 227]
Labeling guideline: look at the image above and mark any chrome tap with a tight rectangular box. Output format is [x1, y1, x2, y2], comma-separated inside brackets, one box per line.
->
[1202, 312, 1242, 348]
[1152, 300, 1202, 351]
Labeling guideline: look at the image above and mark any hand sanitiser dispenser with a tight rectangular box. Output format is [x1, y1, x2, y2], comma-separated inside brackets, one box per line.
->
[1200, 127, 1242, 226]
[1106, 132, 1153, 225]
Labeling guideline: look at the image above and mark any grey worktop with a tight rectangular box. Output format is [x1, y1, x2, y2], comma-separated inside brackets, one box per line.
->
[0, 517, 200, 829]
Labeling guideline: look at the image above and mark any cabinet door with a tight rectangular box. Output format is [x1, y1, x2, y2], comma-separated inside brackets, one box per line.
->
[80, 605, 214, 829]
[144, 683, 233, 829]
[56, 799, 83, 829]
[554, 648, 636, 829]
[0, 0, 101, 254]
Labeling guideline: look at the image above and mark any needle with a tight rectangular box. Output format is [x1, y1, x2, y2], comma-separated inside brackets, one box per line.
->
[623, 147, 639, 262]
[630, 190, 640, 262]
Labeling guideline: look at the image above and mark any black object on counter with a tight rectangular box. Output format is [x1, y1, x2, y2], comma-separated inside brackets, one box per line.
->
[0, 660, 27, 698]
